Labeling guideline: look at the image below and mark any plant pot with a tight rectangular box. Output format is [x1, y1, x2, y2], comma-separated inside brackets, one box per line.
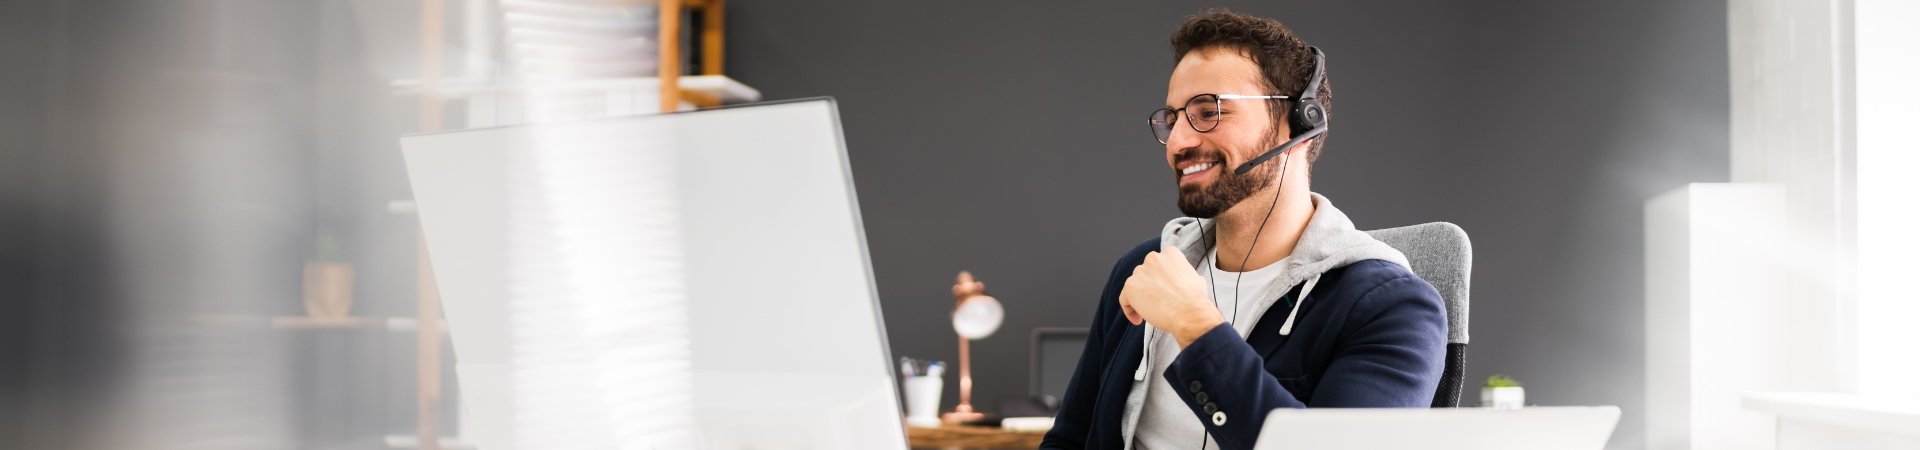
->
[303, 262, 354, 318]
[1481, 386, 1524, 409]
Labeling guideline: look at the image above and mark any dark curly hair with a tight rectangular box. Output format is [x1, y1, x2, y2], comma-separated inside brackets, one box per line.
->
[1171, 9, 1331, 162]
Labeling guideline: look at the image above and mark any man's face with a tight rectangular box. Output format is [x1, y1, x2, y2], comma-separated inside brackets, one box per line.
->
[1165, 47, 1288, 218]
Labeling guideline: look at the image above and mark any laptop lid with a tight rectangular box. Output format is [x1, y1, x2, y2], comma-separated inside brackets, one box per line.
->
[1253, 406, 1620, 450]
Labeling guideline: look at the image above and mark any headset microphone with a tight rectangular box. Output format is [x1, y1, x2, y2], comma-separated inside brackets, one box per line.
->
[1232, 125, 1324, 175]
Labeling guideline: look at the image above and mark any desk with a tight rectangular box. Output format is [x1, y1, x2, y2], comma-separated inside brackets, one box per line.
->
[907, 424, 1045, 449]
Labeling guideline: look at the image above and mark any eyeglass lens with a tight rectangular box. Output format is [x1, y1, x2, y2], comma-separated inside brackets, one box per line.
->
[1148, 94, 1222, 144]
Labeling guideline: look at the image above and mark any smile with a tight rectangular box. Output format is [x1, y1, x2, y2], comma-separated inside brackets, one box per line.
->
[1181, 162, 1216, 175]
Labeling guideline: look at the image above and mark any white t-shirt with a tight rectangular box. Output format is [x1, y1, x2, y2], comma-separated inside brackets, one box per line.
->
[1134, 248, 1288, 450]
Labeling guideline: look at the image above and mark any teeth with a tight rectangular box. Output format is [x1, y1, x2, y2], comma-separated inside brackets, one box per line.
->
[1182, 162, 1215, 175]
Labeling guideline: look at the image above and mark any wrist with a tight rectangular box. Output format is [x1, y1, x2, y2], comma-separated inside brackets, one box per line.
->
[1171, 307, 1225, 349]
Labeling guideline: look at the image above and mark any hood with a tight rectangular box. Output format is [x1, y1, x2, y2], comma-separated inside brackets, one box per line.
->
[1159, 192, 1409, 298]
[1154, 192, 1408, 338]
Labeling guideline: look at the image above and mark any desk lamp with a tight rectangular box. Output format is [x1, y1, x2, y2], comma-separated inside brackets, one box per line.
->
[944, 271, 1003, 424]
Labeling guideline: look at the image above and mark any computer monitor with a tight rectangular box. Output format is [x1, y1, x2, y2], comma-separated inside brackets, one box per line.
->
[401, 98, 904, 450]
[1031, 327, 1089, 401]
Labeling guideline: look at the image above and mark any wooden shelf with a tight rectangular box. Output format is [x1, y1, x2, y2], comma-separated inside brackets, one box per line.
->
[270, 316, 425, 331]
[383, 435, 477, 450]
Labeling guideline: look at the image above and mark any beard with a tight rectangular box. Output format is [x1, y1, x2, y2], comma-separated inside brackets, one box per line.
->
[1175, 147, 1278, 218]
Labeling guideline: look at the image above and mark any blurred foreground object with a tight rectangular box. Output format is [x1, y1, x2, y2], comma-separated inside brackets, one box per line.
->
[945, 271, 1003, 424]
[300, 263, 354, 318]
[301, 233, 354, 318]
[1675, 1, 1920, 449]
[391, 0, 757, 128]
[402, 99, 904, 450]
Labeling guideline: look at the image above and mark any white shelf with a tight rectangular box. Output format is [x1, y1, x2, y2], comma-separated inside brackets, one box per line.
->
[390, 75, 761, 104]
[1744, 392, 1920, 437]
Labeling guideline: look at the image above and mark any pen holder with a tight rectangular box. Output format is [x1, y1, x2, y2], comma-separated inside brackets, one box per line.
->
[904, 375, 944, 428]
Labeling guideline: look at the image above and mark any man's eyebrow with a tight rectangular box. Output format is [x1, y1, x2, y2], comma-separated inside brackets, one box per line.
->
[1164, 94, 1197, 109]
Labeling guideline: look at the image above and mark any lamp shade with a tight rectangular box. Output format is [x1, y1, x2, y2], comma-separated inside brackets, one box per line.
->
[952, 295, 1003, 340]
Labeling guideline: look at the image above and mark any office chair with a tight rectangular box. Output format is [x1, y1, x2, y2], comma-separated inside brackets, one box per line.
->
[1365, 222, 1472, 408]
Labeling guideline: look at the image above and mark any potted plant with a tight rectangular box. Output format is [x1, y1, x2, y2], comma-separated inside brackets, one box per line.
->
[1481, 374, 1525, 409]
[302, 233, 354, 318]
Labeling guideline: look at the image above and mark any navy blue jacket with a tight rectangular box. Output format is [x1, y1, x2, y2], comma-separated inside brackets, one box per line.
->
[1040, 237, 1447, 450]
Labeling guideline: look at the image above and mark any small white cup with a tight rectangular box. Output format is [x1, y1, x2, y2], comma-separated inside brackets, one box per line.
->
[904, 375, 944, 427]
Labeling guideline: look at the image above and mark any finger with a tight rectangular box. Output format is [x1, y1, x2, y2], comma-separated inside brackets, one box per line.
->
[1157, 246, 1191, 270]
[1118, 292, 1142, 325]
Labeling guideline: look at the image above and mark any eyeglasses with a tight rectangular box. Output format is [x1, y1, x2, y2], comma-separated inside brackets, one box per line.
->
[1148, 94, 1289, 144]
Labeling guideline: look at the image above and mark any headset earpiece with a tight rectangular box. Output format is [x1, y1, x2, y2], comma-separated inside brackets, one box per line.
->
[1287, 47, 1328, 140]
[1233, 46, 1331, 174]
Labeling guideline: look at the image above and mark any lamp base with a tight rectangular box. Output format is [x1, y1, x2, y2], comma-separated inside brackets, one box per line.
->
[941, 410, 986, 424]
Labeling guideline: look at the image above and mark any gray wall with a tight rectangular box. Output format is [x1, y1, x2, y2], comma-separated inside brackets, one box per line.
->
[727, 1, 1728, 448]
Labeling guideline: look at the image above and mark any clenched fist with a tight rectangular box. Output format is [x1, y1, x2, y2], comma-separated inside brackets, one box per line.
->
[1119, 246, 1225, 349]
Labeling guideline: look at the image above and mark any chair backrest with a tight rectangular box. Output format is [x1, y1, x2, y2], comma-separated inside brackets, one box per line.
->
[1365, 222, 1471, 407]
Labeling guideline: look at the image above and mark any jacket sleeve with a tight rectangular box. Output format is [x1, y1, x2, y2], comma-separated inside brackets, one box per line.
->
[1159, 274, 1447, 450]
[1041, 238, 1158, 450]
[1036, 283, 1115, 450]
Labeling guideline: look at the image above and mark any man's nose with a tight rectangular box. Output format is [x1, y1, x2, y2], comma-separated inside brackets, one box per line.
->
[1164, 122, 1203, 156]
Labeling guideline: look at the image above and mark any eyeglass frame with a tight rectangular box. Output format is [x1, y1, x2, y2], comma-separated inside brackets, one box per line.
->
[1148, 93, 1291, 144]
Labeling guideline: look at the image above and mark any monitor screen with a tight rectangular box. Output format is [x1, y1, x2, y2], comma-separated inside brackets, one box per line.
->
[1033, 328, 1089, 402]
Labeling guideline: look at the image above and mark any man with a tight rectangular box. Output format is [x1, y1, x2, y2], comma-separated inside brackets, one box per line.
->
[1040, 11, 1447, 450]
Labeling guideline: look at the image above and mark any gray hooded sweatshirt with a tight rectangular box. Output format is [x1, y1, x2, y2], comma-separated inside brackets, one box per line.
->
[1118, 192, 1410, 449]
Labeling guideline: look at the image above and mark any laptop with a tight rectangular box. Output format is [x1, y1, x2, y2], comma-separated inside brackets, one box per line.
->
[1253, 406, 1620, 450]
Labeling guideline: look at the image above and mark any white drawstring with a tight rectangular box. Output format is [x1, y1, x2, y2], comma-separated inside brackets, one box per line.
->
[1279, 274, 1321, 336]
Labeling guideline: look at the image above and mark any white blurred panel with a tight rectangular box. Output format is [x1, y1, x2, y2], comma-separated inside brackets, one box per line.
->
[402, 99, 905, 450]
[674, 100, 903, 450]
[1644, 184, 1786, 450]
[1854, 0, 1920, 396]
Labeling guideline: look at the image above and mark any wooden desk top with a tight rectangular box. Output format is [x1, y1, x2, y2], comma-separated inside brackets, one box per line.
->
[906, 423, 1045, 449]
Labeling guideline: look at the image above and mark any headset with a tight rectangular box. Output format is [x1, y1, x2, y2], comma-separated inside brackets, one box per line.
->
[1197, 45, 1326, 450]
[1233, 46, 1328, 175]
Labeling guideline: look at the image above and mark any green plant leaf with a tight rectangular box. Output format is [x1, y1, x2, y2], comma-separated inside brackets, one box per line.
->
[1484, 374, 1522, 388]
